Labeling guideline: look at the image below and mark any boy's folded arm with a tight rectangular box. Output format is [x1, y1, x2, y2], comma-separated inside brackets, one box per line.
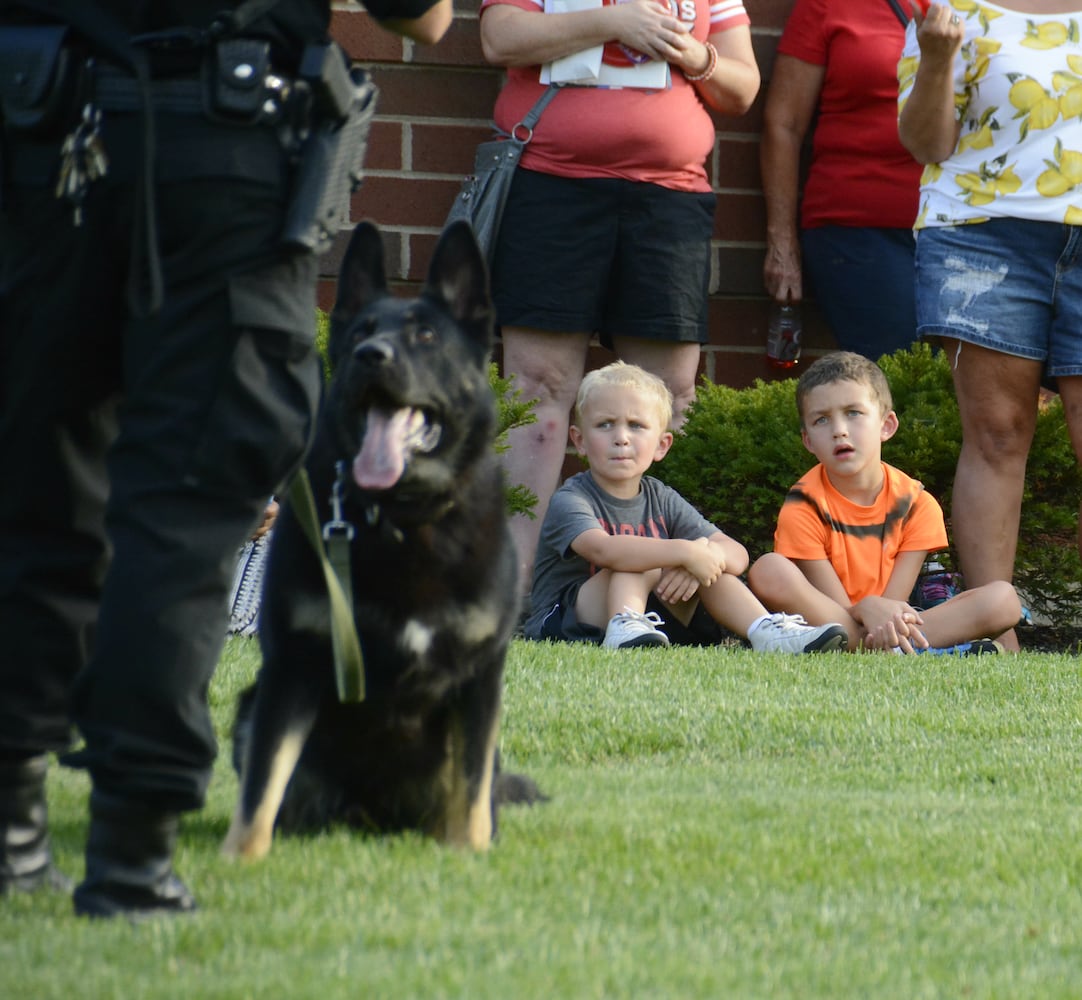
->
[707, 531, 747, 576]
[858, 551, 931, 650]
[570, 528, 711, 577]
[855, 594, 928, 651]
[793, 558, 853, 614]
[882, 549, 928, 603]
[854, 594, 914, 629]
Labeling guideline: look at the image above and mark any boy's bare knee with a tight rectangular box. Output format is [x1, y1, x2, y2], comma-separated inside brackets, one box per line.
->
[990, 579, 1023, 621]
[748, 552, 786, 593]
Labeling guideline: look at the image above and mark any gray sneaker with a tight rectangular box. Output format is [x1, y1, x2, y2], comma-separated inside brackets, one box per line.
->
[749, 613, 848, 654]
[602, 608, 671, 649]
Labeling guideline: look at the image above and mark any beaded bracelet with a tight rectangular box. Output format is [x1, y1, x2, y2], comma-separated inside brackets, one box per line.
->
[683, 41, 717, 83]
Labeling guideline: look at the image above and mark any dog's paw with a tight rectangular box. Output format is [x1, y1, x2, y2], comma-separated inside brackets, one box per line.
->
[221, 814, 274, 861]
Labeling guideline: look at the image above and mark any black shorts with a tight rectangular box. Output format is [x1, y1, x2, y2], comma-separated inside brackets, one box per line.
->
[491, 168, 715, 347]
[535, 590, 724, 647]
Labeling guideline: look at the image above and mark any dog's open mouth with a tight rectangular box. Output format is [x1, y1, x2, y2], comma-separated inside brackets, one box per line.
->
[354, 405, 442, 491]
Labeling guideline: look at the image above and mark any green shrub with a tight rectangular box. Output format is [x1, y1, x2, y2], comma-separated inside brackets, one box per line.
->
[659, 344, 1081, 621]
[315, 307, 331, 381]
[490, 362, 538, 519]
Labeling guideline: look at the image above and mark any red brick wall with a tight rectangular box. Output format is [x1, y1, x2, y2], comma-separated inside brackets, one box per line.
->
[327, 0, 831, 390]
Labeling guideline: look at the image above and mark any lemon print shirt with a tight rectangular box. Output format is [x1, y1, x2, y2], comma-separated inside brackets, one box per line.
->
[899, 1, 1082, 227]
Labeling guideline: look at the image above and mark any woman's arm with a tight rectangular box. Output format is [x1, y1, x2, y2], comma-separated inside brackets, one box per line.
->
[480, 1, 758, 113]
[677, 25, 760, 115]
[898, 3, 965, 164]
[376, 0, 454, 44]
[760, 54, 824, 303]
[481, 0, 692, 68]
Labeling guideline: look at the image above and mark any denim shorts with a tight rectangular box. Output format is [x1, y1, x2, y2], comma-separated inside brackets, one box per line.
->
[801, 226, 918, 361]
[914, 218, 1082, 377]
[490, 168, 715, 346]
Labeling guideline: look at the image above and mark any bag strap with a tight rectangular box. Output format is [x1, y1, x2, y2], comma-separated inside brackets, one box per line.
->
[884, 0, 911, 27]
[507, 84, 560, 143]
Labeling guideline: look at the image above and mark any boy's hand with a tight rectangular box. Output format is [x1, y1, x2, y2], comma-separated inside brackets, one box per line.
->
[251, 498, 279, 540]
[655, 566, 700, 605]
[855, 596, 928, 653]
[682, 537, 726, 588]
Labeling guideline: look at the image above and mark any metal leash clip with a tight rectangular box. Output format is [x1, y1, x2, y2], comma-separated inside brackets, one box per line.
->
[323, 460, 356, 543]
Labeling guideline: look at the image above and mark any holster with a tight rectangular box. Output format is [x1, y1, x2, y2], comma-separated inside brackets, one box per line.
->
[0, 25, 83, 134]
[281, 42, 378, 254]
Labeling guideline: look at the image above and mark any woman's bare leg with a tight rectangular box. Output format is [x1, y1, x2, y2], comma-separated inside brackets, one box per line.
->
[946, 339, 1041, 651]
[500, 327, 591, 598]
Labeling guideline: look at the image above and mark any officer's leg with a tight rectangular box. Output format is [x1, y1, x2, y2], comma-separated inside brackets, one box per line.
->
[70, 174, 320, 917]
[0, 180, 127, 893]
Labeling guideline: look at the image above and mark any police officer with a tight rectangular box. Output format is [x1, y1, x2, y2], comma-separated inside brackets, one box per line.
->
[0, 0, 451, 918]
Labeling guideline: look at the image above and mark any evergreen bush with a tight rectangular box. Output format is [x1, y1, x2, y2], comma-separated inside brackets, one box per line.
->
[490, 363, 538, 519]
[659, 344, 1081, 621]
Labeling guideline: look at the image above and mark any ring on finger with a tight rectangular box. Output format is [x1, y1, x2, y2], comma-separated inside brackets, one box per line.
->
[950, 13, 961, 24]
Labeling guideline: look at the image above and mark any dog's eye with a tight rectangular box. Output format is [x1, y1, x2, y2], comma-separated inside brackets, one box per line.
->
[414, 327, 437, 346]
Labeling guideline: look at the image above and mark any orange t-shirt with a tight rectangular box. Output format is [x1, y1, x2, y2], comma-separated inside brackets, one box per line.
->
[773, 463, 948, 603]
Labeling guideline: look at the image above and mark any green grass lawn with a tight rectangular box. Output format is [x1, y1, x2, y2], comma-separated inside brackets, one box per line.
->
[3, 638, 1081, 999]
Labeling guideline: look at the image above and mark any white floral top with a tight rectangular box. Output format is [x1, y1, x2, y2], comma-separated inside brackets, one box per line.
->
[899, 1, 1082, 227]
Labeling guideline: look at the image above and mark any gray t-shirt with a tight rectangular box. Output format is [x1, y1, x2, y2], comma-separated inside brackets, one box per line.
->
[525, 471, 720, 638]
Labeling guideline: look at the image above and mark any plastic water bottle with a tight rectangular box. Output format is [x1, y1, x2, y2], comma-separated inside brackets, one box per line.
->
[766, 302, 802, 369]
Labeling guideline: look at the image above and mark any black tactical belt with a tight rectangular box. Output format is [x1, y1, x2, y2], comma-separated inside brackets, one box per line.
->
[93, 66, 204, 115]
[92, 36, 283, 124]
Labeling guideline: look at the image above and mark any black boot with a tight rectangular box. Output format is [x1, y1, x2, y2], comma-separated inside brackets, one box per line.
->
[0, 753, 71, 893]
[73, 790, 197, 919]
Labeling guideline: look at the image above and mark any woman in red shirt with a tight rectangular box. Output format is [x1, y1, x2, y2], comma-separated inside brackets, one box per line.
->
[761, 0, 927, 360]
[479, 0, 760, 599]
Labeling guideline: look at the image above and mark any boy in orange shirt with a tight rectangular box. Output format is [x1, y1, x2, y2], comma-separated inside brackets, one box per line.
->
[748, 352, 1021, 654]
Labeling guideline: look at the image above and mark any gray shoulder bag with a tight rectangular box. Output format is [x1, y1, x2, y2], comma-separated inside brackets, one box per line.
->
[444, 84, 560, 267]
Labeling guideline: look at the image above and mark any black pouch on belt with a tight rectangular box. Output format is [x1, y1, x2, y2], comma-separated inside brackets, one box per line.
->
[204, 37, 271, 123]
[0, 25, 82, 134]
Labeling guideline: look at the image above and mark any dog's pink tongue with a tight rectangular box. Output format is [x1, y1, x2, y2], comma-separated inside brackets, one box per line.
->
[354, 407, 410, 490]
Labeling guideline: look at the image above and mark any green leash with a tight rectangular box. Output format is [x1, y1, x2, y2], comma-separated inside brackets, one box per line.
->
[288, 467, 365, 702]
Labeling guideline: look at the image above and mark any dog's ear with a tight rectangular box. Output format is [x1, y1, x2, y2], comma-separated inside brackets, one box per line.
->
[425, 221, 495, 350]
[329, 222, 388, 361]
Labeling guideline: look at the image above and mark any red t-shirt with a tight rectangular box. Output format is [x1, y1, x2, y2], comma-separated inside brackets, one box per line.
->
[778, 0, 923, 229]
[478, 0, 750, 193]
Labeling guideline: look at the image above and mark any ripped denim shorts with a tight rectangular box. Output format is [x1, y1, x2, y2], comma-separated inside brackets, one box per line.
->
[914, 218, 1082, 377]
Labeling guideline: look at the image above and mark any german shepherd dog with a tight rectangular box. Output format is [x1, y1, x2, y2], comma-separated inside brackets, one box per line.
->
[222, 221, 538, 860]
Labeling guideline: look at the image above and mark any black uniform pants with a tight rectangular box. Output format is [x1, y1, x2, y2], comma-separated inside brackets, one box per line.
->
[0, 111, 322, 811]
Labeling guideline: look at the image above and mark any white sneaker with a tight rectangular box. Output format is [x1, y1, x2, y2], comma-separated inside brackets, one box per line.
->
[602, 608, 671, 649]
[749, 613, 848, 654]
